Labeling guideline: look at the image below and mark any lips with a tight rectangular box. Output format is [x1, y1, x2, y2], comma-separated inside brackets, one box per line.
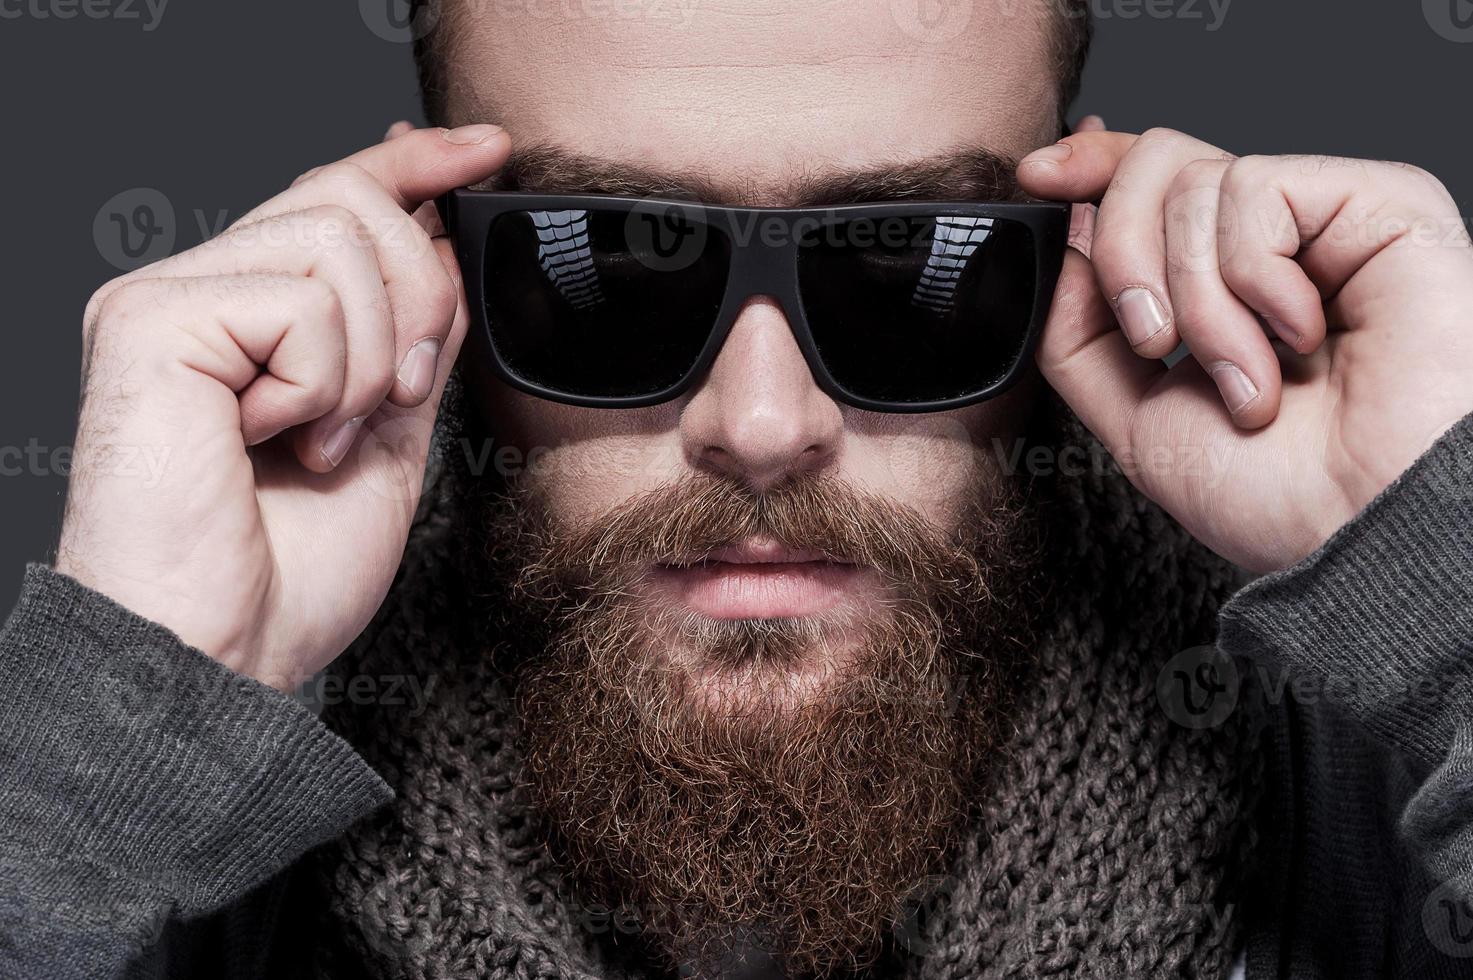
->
[651, 538, 871, 620]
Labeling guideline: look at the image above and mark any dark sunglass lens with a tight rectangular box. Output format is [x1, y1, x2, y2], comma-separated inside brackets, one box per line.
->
[796, 215, 1038, 405]
[482, 206, 731, 399]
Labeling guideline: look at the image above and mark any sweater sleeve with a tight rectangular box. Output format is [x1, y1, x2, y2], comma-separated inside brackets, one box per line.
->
[1218, 411, 1473, 895]
[0, 565, 393, 980]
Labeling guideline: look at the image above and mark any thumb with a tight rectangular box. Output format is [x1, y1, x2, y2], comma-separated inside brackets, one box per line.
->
[384, 121, 447, 236]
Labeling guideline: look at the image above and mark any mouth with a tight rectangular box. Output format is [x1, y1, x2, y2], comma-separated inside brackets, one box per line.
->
[651, 538, 872, 620]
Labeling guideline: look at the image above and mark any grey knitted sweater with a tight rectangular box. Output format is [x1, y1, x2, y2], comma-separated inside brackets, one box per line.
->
[2, 410, 1473, 979]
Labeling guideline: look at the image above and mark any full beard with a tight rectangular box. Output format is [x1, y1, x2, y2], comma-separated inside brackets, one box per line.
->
[485, 471, 1042, 978]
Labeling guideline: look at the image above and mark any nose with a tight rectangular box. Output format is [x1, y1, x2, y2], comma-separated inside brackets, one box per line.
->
[680, 296, 843, 491]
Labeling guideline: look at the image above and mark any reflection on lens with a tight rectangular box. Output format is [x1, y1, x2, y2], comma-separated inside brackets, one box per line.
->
[530, 210, 604, 312]
[797, 215, 1036, 405]
[483, 208, 731, 399]
[909, 216, 994, 316]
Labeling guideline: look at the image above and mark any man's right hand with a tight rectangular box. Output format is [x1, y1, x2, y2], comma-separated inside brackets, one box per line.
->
[56, 122, 510, 692]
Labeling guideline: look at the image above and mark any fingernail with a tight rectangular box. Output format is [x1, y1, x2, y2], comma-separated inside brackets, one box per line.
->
[1115, 287, 1172, 347]
[396, 337, 441, 402]
[1020, 142, 1073, 170]
[1210, 362, 1261, 415]
[1264, 314, 1302, 350]
[320, 416, 366, 468]
[442, 124, 503, 146]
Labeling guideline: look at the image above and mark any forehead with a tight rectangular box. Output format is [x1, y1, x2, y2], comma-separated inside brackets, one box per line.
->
[439, 0, 1061, 200]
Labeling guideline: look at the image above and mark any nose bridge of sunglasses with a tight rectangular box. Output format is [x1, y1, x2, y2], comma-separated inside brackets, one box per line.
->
[706, 213, 811, 352]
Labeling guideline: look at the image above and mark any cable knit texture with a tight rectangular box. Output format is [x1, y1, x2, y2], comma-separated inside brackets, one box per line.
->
[303, 403, 1264, 979]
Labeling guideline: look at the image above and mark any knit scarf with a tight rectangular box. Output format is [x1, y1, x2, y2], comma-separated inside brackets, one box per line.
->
[305, 400, 1262, 979]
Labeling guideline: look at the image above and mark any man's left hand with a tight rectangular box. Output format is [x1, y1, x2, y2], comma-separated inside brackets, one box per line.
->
[1019, 124, 1473, 573]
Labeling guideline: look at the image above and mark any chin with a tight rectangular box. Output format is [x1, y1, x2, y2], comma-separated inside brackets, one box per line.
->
[666, 616, 877, 717]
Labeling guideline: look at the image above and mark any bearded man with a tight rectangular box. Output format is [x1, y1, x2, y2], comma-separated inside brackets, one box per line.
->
[3, 2, 1473, 979]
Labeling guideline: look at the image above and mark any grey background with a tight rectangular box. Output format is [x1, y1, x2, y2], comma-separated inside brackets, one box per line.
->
[0, 0, 1469, 612]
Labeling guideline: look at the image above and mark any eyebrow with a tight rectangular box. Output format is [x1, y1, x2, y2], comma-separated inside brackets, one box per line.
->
[475, 143, 1026, 206]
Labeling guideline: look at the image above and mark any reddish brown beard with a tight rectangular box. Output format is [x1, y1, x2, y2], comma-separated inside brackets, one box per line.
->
[497, 473, 1041, 978]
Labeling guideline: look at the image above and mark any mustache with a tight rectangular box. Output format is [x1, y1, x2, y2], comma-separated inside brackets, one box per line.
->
[510, 472, 1018, 606]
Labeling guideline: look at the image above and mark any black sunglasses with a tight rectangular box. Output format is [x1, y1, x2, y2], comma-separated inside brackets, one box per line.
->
[438, 191, 1069, 413]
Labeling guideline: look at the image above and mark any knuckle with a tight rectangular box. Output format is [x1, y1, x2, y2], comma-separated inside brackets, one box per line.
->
[83, 281, 123, 335]
[1219, 248, 1269, 286]
[291, 165, 324, 188]
[1089, 226, 1151, 289]
[345, 362, 396, 411]
[310, 161, 374, 194]
[1170, 297, 1210, 339]
[1225, 154, 1274, 184]
[293, 203, 374, 257]
[1139, 126, 1187, 148]
[300, 202, 364, 234]
[1394, 162, 1457, 211]
[1168, 158, 1224, 201]
[298, 276, 346, 327]
[89, 278, 157, 331]
[306, 371, 346, 416]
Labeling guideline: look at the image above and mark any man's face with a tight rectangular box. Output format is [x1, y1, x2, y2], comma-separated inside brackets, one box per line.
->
[439, 1, 1063, 971]
[445, 0, 1061, 674]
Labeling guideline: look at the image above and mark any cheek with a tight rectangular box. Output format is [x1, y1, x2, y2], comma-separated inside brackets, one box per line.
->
[488, 381, 1038, 529]
[844, 417, 987, 527]
[841, 387, 1036, 527]
[489, 386, 688, 525]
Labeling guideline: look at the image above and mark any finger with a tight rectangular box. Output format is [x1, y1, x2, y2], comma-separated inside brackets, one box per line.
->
[1074, 114, 1107, 134]
[342, 238, 472, 503]
[239, 128, 503, 410]
[271, 123, 507, 215]
[1164, 159, 1281, 428]
[370, 240, 471, 436]
[325, 124, 509, 213]
[86, 274, 348, 448]
[1215, 155, 1458, 348]
[94, 207, 400, 470]
[284, 119, 425, 191]
[90, 207, 391, 389]
[1017, 130, 1139, 203]
[1042, 129, 1237, 359]
[1036, 248, 1166, 457]
[382, 122, 445, 238]
[232, 164, 458, 408]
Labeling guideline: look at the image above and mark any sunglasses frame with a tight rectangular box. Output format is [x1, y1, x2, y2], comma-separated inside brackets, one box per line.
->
[439, 190, 1071, 414]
